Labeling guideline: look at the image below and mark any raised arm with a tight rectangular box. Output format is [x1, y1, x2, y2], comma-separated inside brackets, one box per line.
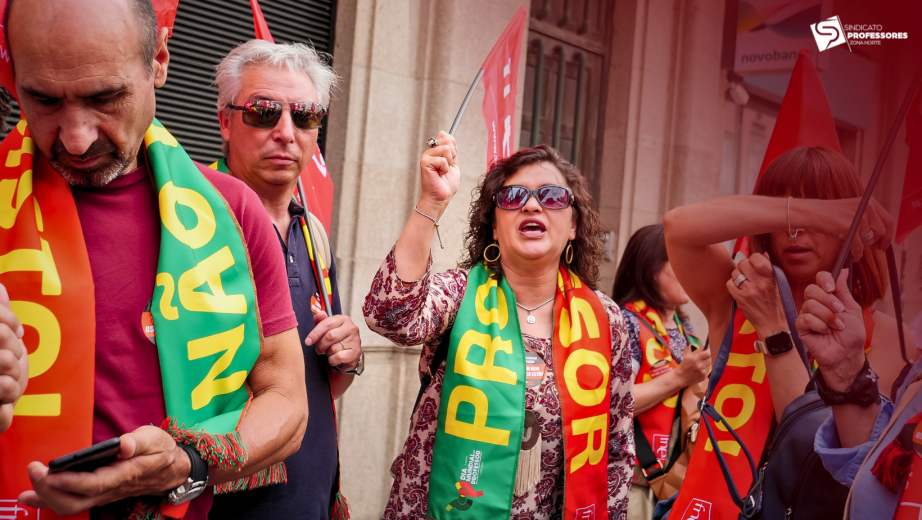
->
[394, 130, 459, 281]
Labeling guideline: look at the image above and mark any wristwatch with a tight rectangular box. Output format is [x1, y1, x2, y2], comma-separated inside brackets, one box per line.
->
[334, 351, 365, 375]
[165, 443, 209, 506]
[753, 331, 794, 356]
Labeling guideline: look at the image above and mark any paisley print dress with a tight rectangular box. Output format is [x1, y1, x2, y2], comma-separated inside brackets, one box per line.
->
[363, 249, 635, 520]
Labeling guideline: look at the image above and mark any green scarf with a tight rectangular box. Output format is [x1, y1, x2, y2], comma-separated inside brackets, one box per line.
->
[428, 264, 526, 518]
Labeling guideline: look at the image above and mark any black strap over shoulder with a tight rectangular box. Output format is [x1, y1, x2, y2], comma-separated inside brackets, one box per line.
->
[698, 264, 808, 517]
[413, 325, 453, 413]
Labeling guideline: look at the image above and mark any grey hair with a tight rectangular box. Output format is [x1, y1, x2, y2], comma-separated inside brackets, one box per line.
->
[135, 0, 158, 75]
[214, 40, 337, 156]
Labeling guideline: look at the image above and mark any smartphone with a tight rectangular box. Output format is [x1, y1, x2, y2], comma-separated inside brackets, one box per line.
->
[48, 437, 120, 473]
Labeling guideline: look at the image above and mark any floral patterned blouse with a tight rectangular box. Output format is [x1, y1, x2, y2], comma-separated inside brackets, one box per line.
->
[363, 249, 635, 520]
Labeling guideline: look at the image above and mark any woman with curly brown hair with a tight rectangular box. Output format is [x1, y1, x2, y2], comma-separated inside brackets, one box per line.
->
[363, 132, 634, 519]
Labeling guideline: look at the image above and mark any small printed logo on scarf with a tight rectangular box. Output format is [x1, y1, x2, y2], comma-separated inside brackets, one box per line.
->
[142, 300, 156, 344]
[446, 481, 484, 511]
[311, 292, 322, 314]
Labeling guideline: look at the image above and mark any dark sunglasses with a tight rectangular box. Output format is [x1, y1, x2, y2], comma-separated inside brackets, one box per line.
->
[227, 100, 327, 130]
[493, 185, 573, 210]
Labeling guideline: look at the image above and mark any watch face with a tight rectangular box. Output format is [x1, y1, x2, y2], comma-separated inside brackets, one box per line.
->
[765, 331, 794, 356]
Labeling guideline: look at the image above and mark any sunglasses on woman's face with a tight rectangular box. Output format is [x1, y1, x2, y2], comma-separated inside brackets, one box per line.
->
[493, 185, 573, 210]
[227, 100, 327, 130]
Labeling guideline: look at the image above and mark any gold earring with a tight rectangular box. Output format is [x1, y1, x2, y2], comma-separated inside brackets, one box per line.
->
[565, 242, 574, 265]
[484, 242, 501, 263]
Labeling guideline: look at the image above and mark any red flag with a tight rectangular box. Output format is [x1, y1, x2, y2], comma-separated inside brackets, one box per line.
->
[734, 48, 842, 254]
[151, 0, 180, 37]
[481, 6, 527, 168]
[248, 0, 333, 230]
[896, 90, 922, 243]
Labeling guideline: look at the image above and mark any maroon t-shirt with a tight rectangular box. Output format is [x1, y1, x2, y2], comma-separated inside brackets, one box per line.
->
[71, 163, 297, 520]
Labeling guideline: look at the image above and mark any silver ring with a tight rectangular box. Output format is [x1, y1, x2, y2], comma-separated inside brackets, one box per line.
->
[426, 137, 439, 148]
[861, 230, 875, 242]
[733, 273, 748, 288]
[338, 340, 347, 353]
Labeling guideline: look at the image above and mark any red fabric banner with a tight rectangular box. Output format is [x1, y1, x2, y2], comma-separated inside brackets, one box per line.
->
[249, 0, 275, 44]
[481, 6, 527, 169]
[734, 48, 842, 255]
[0, 1, 14, 101]
[151, 0, 181, 37]
[895, 91, 922, 244]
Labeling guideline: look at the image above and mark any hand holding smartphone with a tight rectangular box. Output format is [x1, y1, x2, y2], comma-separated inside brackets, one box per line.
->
[48, 437, 120, 473]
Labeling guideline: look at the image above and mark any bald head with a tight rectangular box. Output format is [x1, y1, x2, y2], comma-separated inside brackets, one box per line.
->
[6, 0, 158, 75]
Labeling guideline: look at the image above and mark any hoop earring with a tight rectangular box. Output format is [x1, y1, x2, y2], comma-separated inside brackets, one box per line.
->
[484, 242, 501, 263]
[565, 242, 574, 265]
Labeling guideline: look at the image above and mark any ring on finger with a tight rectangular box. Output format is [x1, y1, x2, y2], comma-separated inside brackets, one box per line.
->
[733, 273, 748, 288]
[338, 340, 347, 353]
[426, 136, 439, 148]
[861, 229, 875, 243]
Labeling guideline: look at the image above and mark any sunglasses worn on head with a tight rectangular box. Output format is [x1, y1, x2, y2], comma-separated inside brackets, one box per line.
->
[494, 185, 573, 210]
[227, 100, 327, 130]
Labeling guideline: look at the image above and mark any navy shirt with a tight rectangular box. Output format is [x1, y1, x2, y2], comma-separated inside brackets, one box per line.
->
[210, 200, 341, 520]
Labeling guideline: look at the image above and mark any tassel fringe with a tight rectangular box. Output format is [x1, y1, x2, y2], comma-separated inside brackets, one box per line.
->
[872, 440, 913, 493]
[214, 461, 288, 494]
[331, 492, 351, 520]
[161, 417, 249, 471]
[514, 433, 542, 497]
[127, 501, 163, 520]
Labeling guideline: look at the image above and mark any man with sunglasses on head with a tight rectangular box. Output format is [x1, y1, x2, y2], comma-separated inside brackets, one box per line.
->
[208, 39, 363, 520]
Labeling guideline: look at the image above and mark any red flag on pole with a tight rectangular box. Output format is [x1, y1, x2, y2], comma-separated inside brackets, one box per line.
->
[734, 48, 842, 254]
[249, 0, 333, 230]
[481, 6, 527, 169]
[896, 90, 922, 243]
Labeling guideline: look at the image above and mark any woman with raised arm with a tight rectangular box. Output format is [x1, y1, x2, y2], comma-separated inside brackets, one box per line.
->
[363, 135, 634, 519]
[613, 225, 710, 519]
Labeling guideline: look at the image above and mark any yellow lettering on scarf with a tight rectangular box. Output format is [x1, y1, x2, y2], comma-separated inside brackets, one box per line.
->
[444, 385, 510, 445]
[5, 136, 34, 167]
[475, 279, 508, 328]
[188, 324, 248, 410]
[178, 246, 247, 314]
[454, 330, 517, 385]
[11, 301, 61, 417]
[714, 384, 756, 431]
[159, 181, 216, 249]
[144, 125, 179, 148]
[0, 168, 32, 229]
[155, 273, 179, 320]
[728, 353, 766, 383]
[563, 349, 610, 406]
[570, 413, 607, 473]
[704, 439, 742, 456]
[558, 298, 600, 348]
[644, 337, 672, 367]
[0, 239, 61, 295]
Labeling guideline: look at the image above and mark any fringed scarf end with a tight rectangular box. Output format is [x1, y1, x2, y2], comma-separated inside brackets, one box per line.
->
[331, 492, 351, 520]
[871, 439, 913, 493]
[127, 501, 163, 520]
[214, 462, 287, 494]
[160, 417, 248, 471]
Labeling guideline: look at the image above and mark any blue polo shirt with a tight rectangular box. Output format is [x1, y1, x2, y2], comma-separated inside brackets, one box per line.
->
[210, 200, 341, 519]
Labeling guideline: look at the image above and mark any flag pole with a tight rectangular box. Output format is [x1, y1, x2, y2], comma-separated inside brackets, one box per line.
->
[449, 69, 485, 135]
[297, 176, 334, 315]
[831, 60, 922, 280]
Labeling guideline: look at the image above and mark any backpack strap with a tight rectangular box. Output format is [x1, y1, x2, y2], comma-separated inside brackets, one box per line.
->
[412, 325, 453, 413]
[886, 244, 912, 397]
[623, 308, 671, 348]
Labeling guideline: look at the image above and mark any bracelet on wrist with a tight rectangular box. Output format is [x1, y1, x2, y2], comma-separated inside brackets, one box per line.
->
[414, 206, 444, 249]
[815, 356, 880, 408]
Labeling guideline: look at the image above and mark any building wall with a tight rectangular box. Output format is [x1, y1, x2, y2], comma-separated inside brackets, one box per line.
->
[321, 0, 728, 516]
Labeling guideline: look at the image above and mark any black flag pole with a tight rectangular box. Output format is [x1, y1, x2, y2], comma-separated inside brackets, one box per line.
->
[297, 177, 334, 315]
[831, 60, 922, 280]
[449, 69, 485, 135]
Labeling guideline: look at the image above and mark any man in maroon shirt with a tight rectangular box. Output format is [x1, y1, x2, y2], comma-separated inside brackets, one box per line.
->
[4, 0, 308, 518]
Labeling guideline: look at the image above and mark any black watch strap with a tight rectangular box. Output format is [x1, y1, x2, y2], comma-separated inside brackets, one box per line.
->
[815, 357, 881, 408]
[177, 443, 208, 484]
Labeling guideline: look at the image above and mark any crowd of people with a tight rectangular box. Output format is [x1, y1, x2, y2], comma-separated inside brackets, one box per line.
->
[0, 0, 918, 519]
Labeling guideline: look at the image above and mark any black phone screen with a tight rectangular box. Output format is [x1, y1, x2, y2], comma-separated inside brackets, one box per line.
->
[48, 437, 121, 473]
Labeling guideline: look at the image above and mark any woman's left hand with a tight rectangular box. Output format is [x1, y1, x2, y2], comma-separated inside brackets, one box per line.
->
[306, 312, 363, 371]
[726, 252, 788, 339]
